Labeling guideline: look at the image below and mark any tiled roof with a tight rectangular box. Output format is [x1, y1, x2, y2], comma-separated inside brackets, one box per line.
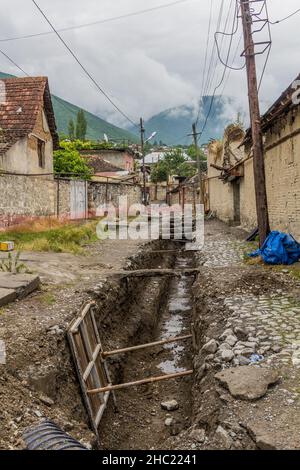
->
[0, 76, 58, 155]
[83, 155, 124, 173]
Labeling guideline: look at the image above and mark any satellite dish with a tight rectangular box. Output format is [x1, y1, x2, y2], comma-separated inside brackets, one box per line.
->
[104, 133, 109, 143]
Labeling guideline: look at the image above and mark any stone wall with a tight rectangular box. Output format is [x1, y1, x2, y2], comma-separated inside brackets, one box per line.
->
[0, 175, 142, 228]
[0, 174, 56, 227]
[88, 181, 142, 216]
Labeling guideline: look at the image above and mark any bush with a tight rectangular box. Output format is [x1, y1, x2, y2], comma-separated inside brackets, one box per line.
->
[53, 148, 92, 179]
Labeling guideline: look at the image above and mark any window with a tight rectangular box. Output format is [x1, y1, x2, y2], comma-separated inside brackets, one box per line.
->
[37, 138, 45, 168]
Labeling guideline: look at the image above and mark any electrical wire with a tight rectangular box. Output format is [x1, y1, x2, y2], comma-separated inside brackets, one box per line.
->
[195, 0, 225, 126]
[198, 0, 239, 142]
[0, 48, 29, 76]
[0, 0, 192, 43]
[269, 7, 300, 25]
[31, 0, 138, 128]
[197, 0, 214, 126]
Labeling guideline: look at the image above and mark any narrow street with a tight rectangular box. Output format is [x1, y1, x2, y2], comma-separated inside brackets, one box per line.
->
[1, 219, 300, 450]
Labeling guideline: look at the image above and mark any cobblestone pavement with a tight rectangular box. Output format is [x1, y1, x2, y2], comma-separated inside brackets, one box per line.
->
[224, 293, 300, 367]
[199, 221, 300, 368]
[199, 235, 246, 268]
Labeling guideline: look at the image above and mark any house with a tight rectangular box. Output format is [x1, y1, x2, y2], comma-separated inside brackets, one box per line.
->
[79, 148, 136, 173]
[0, 76, 58, 175]
[84, 154, 130, 181]
[207, 73, 300, 239]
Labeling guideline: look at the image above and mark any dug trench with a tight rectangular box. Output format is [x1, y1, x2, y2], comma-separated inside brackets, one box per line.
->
[3, 220, 297, 450]
[0, 240, 196, 450]
[98, 248, 196, 450]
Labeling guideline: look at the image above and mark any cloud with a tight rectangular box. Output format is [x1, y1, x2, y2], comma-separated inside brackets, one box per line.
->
[0, 0, 299, 129]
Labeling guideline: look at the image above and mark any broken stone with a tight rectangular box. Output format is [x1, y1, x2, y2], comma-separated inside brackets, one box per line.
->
[236, 355, 251, 366]
[161, 399, 179, 411]
[219, 329, 234, 341]
[202, 339, 218, 354]
[215, 425, 233, 449]
[272, 345, 282, 353]
[234, 326, 248, 341]
[220, 349, 234, 363]
[215, 366, 279, 400]
[39, 394, 54, 407]
[226, 335, 238, 347]
[190, 428, 206, 443]
[165, 417, 174, 427]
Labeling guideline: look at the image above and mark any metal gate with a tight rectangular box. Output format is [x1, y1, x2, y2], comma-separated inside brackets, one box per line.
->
[70, 180, 87, 220]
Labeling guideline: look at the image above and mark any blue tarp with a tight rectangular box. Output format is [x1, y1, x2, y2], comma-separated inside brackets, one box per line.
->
[249, 231, 300, 265]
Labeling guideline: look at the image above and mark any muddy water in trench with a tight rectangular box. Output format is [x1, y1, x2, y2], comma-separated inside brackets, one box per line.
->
[99, 252, 194, 450]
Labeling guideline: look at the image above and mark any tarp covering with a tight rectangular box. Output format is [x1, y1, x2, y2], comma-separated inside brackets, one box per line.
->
[249, 231, 300, 265]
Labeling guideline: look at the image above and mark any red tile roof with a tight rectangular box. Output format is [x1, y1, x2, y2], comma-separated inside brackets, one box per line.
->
[0, 76, 58, 155]
[83, 155, 125, 173]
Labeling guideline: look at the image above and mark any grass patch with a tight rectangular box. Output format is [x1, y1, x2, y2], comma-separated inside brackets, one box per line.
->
[0, 220, 99, 254]
[39, 292, 56, 305]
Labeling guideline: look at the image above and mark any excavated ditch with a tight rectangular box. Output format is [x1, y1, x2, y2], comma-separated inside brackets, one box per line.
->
[2, 241, 197, 450]
[92, 245, 196, 450]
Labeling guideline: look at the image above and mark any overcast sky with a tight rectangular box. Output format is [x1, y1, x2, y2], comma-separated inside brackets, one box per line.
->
[0, 0, 299, 128]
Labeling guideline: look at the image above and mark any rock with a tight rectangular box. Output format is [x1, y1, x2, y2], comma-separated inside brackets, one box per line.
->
[33, 410, 43, 418]
[190, 428, 206, 443]
[234, 326, 248, 341]
[219, 342, 231, 351]
[220, 349, 234, 363]
[165, 418, 174, 427]
[240, 348, 255, 356]
[47, 325, 64, 336]
[219, 329, 234, 341]
[272, 345, 282, 353]
[39, 394, 54, 406]
[205, 354, 215, 363]
[226, 335, 238, 347]
[202, 339, 218, 354]
[215, 425, 233, 449]
[161, 400, 179, 411]
[236, 355, 251, 366]
[215, 366, 279, 400]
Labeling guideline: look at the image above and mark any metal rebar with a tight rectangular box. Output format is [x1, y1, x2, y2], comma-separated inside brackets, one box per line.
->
[102, 334, 192, 358]
[87, 370, 193, 395]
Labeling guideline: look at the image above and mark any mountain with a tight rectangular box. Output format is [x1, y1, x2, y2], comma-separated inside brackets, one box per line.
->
[0, 72, 138, 143]
[141, 97, 240, 146]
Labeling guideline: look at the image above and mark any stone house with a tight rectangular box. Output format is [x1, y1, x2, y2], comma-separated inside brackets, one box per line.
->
[0, 76, 58, 175]
[207, 73, 300, 240]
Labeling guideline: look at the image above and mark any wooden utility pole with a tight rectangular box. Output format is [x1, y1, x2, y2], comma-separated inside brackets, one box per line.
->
[140, 117, 147, 205]
[191, 123, 204, 204]
[240, 0, 270, 246]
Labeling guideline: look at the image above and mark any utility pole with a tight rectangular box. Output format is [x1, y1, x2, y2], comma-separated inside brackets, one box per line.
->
[190, 123, 204, 205]
[140, 117, 146, 205]
[240, 0, 270, 246]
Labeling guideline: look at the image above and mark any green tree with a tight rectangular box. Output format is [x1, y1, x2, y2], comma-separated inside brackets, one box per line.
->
[76, 110, 87, 140]
[68, 119, 75, 140]
[53, 148, 92, 179]
[150, 148, 196, 183]
[187, 145, 207, 172]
